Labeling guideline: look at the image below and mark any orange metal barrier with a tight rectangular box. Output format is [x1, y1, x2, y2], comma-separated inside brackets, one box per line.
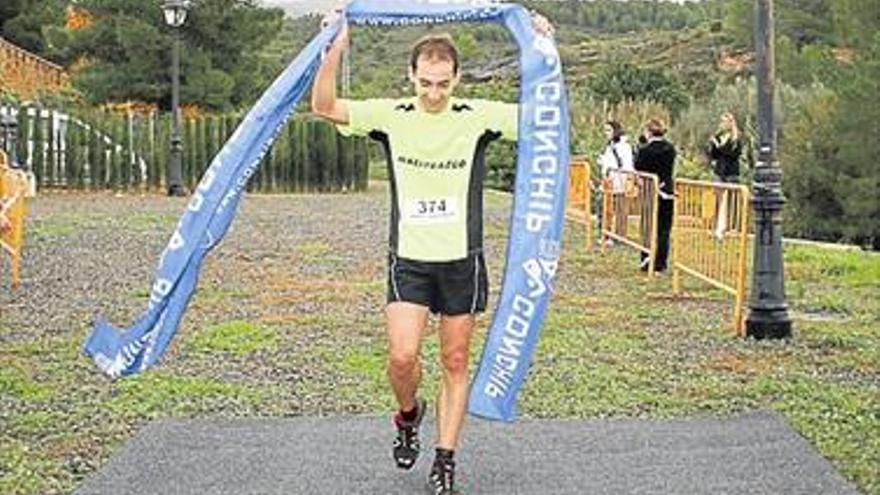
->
[1, 151, 28, 288]
[565, 157, 592, 251]
[600, 170, 660, 274]
[672, 179, 750, 334]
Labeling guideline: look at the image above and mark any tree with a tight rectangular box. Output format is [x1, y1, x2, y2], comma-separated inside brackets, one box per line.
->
[832, 0, 880, 50]
[588, 63, 689, 116]
[775, 35, 838, 87]
[1, 0, 65, 55]
[51, 0, 284, 110]
[725, 0, 837, 50]
[777, 86, 843, 242]
[830, 33, 880, 248]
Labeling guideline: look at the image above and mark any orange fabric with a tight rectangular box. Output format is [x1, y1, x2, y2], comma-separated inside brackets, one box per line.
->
[0, 151, 27, 288]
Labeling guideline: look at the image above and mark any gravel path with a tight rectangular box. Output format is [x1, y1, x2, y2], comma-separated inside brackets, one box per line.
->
[1, 184, 593, 346]
[2, 185, 389, 338]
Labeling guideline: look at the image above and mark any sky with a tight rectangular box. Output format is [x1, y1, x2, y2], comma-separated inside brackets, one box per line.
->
[259, 0, 338, 17]
[260, 0, 702, 17]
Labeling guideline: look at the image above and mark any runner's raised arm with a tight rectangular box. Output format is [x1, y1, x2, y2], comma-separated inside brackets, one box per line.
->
[311, 10, 350, 124]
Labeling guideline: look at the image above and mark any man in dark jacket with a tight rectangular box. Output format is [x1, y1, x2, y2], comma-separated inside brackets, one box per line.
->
[634, 118, 676, 272]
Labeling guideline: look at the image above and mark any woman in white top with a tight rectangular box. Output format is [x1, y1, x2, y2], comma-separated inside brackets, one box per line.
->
[597, 120, 634, 242]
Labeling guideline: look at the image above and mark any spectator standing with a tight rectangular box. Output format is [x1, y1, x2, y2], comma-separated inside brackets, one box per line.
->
[634, 118, 676, 272]
[597, 120, 634, 244]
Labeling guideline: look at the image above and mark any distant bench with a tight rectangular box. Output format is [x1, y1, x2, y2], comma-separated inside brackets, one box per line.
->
[1, 150, 28, 288]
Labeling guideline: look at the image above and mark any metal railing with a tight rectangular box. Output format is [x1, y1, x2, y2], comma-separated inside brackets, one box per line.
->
[600, 170, 660, 274]
[672, 179, 751, 334]
[565, 157, 592, 251]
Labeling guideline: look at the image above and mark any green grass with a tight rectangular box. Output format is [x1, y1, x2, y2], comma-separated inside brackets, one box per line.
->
[0, 440, 58, 495]
[785, 245, 880, 287]
[27, 219, 79, 239]
[186, 321, 280, 357]
[295, 240, 334, 259]
[0, 366, 55, 402]
[27, 211, 178, 241]
[8, 410, 64, 436]
[106, 373, 268, 418]
[124, 212, 179, 232]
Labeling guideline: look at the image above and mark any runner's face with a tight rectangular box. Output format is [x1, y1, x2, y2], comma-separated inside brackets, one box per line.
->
[411, 56, 458, 113]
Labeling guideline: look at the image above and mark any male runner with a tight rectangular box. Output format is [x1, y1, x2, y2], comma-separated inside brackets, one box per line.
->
[311, 10, 553, 494]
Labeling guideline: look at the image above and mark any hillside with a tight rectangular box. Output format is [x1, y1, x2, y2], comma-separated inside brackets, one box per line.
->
[262, 15, 743, 101]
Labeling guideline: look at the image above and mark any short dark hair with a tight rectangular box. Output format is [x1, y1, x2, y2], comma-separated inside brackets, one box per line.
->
[645, 118, 666, 137]
[410, 33, 459, 73]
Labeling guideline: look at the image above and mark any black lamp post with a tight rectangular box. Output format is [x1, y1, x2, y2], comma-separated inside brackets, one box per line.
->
[162, 0, 190, 197]
[746, 0, 793, 339]
[0, 112, 19, 167]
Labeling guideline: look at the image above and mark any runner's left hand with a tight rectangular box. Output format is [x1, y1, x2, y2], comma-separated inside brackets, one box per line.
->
[531, 11, 555, 37]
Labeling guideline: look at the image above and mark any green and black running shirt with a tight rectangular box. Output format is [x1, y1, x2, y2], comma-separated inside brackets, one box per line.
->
[337, 97, 518, 262]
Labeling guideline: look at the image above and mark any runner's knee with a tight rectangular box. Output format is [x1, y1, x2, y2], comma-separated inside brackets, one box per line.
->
[388, 351, 418, 376]
[440, 349, 469, 376]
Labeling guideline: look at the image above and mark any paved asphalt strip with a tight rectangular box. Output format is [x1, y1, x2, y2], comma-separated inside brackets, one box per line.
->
[75, 410, 860, 494]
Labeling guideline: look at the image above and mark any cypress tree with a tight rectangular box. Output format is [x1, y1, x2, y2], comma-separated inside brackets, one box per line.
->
[320, 122, 330, 191]
[193, 116, 204, 184]
[150, 113, 162, 190]
[185, 118, 196, 189]
[64, 118, 79, 189]
[116, 116, 128, 189]
[206, 115, 217, 172]
[355, 137, 369, 191]
[31, 106, 44, 188]
[88, 118, 101, 190]
[75, 121, 88, 189]
[107, 117, 120, 191]
[98, 110, 111, 189]
[283, 122, 293, 191]
[129, 113, 141, 189]
[46, 110, 56, 187]
[15, 105, 30, 170]
[295, 118, 307, 192]
[308, 119, 321, 191]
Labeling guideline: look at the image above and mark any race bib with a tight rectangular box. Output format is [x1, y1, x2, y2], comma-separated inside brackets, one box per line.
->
[405, 197, 456, 224]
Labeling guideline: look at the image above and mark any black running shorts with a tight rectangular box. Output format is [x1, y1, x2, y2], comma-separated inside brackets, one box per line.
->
[387, 252, 488, 315]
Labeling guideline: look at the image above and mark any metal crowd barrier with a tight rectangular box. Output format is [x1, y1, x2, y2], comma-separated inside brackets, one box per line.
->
[672, 178, 751, 334]
[600, 170, 660, 274]
[565, 157, 592, 251]
[1, 150, 28, 288]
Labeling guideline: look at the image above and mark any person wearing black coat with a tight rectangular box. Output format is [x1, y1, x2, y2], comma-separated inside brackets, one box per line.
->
[706, 112, 743, 238]
[707, 112, 743, 183]
[634, 118, 676, 272]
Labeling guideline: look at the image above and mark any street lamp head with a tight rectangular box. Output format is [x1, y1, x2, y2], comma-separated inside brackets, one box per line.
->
[162, 0, 191, 28]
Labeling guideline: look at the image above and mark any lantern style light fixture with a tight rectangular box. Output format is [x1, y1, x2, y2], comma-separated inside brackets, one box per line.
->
[161, 0, 191, 196]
